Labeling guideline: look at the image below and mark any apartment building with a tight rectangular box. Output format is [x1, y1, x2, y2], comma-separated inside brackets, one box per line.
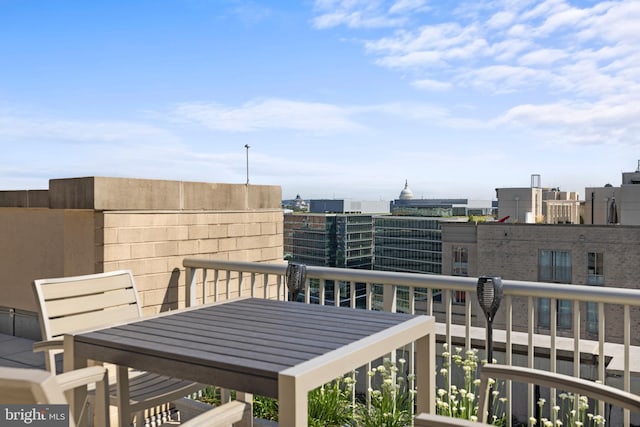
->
[441, 222, 640, 345]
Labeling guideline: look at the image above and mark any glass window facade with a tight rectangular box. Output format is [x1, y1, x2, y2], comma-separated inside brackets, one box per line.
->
[538, 250, 572, 329]
[587, 252, 604, 333]
[373, 217, 444, 312]
[373, 217, 442, 274]
[284, 214, 373, 269]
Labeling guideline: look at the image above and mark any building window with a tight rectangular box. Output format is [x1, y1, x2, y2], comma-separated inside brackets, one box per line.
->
[452, 247, 468, 304]
[587, 252, 604, 333]
[538, 250, 572, 329]
[452, 247, 468, 276]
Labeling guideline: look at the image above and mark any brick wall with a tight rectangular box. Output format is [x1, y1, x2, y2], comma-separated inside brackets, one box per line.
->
[475, 223, 640, 344]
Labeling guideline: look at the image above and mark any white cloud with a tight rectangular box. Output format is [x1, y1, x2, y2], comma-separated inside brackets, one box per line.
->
[388, 0, 430, 15]
[411, 78, 452, 91]
[313, 0, 640, 151]
[496, 99, 640, 145]
[312, 0, 407, 29]
[462, 65, 562, 93]
[518, 48, 568, 66]
[0, 113, 178, 145]
[170, 99, 364, 132]
[487, 11, 516, 29]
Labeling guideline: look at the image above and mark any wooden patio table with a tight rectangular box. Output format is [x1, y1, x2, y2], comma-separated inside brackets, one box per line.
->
[64, 297, 435, 427]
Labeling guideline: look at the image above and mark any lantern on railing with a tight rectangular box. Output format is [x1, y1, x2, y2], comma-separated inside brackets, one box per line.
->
[477, 275, 503, 422]
[286, 262, 307, 302]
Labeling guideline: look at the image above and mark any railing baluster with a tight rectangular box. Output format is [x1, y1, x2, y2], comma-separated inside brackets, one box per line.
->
[598, 301, 605, 417]
[383, 284, 397, 313]
[185, 266, 196, 308]
[349, 281, 356, 309]
[202, 268, 208, 304]
[262, 273, 269, 300]
[276, 273, 283, 301]
[573, 299, 580, 415]
[505, 295, 512, 427]
[464, 291, 471, 353]
[408, 286, 415, 315]
[319, 279, 325, 305]
[624, 304, 630, 426]
[528, 296, 535, 422]
[213, 269, 219, 302]
[551, 297, 557, 425]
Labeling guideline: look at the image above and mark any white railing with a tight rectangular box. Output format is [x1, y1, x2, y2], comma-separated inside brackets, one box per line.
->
[183, 257, 640, 426]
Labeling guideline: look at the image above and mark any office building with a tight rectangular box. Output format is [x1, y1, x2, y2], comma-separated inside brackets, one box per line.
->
[283, 213, 374, 269]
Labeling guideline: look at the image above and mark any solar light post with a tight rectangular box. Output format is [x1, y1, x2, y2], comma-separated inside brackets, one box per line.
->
[477, 276, 503, 422]
[285, 262, 307, 302]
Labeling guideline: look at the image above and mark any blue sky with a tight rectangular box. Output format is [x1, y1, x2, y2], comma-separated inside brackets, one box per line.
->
[1, 0, 639, 201]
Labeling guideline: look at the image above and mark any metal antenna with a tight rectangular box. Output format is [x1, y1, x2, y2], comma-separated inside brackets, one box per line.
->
[244, 144, 250, 185]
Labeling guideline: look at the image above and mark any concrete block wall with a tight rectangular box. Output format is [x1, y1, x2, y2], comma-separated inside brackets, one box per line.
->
[100, 210, 283, 315]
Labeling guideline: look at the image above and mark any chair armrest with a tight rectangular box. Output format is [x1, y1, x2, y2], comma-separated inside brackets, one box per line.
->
[181, 401, 251, 427]
[32, 339, 63, 353]
[56, 366, 110, 427]
[415, 413, 492, 426]
[55, 366, 108, 392]
[479, 364, 640, 422]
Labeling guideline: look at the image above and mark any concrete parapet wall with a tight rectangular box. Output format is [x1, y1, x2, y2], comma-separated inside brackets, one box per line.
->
[49, 176, 282, 210]
[0, 190, 49, 207]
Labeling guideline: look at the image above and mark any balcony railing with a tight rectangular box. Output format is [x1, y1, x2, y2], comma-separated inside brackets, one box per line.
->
[183, 257, 640, 426]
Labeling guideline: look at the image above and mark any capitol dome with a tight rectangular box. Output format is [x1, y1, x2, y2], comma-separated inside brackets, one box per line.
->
[399, 180, 414, 200]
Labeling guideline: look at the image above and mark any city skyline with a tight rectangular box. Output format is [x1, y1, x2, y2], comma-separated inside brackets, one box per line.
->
[1, 0, 638, 201]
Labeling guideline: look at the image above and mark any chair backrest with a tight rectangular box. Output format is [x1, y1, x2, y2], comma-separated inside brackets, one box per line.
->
[0, 366, 75, 427]
[33, 270, 142, 371]
[478, 363, 640, 423]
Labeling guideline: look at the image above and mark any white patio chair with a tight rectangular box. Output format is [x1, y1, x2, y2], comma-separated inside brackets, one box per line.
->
[0, 366, 250, 427]
[478, 363, 640, 424]
[32, 270, 206, 427]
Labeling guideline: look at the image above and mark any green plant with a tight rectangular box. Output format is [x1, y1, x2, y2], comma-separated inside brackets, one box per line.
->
[253, 395, 279, 421]
[355, 357, 415, 427]
[436, 344, 507, 425]
[308, 375, 356, 426]
[531, 393, 606, 426]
